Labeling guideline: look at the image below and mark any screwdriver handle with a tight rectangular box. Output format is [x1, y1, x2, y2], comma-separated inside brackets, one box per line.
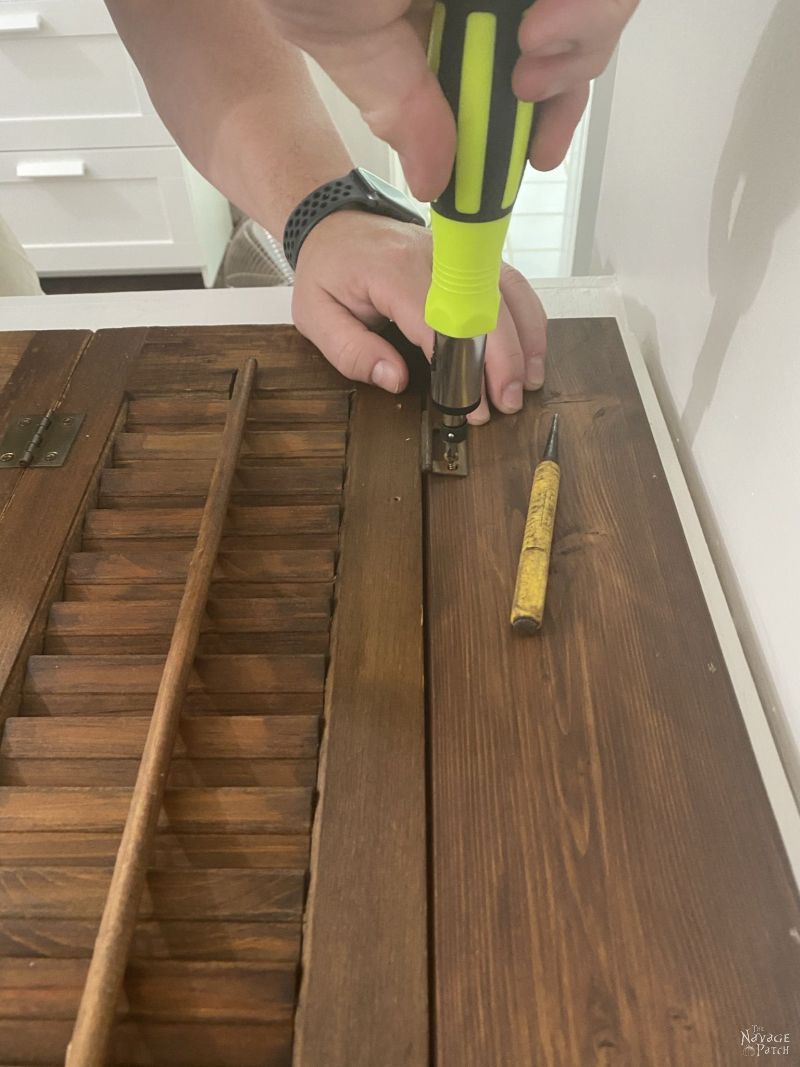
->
[425, 0, 534, 339]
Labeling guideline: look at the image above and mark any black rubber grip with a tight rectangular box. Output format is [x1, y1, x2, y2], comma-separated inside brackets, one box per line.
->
[433, 0, 532, 224]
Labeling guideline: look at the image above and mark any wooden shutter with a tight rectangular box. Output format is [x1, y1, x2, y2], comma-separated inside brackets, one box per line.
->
[0, 320, 797, 1067]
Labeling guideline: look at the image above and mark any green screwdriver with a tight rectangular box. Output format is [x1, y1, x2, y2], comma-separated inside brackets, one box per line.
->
[425, 0, 534, 473]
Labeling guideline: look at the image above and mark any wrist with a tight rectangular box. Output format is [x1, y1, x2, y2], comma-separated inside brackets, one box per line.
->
[282, 167, 426, 270]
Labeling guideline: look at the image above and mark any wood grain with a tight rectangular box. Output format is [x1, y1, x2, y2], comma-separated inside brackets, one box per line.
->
[126, 392, 349, 429]
[25, 654, 325, 695]
[0, 757, 317, 788]
[1, 958, 297, 1022]
[294, 388, 428, 1066]
[125, 324, 348, 394]
[0, 330, 34, 393]
[0, 786, 312, 834]
[0, 330, 92, 512]
[0, 329, 145, 723]
[82, 505, 340, 539]
[64, 549, 335, 587]
[0, 918, 301, 961]
[47, 597, 330, 638]
[425, 318, 800, 1066]
[0, 831, 309, 869]
[65, 357, 259, 1067]
[0, 1019, 293, 1067]
[0, 868, 305, 921]
[1, 715, 319, 759]
[19, 690, 323, 718]
[114, 429, 346, 464]
[0, 324, 356, 1067]
[98, 463, 344, 509]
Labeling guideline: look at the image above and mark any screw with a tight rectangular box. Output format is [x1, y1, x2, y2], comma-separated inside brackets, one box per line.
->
[62, 416, 73, 425]
[1, 452, 14, 462]
[45, 451, 59, 461]
[18, 417, 31, 427]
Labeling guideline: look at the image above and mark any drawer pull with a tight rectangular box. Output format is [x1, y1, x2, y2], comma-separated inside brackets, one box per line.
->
[16, 160, 86, 179]
[0, 12, 42, 34]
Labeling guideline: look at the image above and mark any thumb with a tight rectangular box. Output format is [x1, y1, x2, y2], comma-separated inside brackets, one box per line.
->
[306, 21, 456, 201]
[293, 291, 410, 394]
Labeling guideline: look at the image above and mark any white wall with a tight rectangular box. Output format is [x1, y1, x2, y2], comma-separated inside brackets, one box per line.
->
[593, 0, 800, 794]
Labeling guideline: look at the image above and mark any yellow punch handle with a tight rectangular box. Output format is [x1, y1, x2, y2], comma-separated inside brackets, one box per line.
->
[426, 0, 534, 339]
[510, 457, 560, 634]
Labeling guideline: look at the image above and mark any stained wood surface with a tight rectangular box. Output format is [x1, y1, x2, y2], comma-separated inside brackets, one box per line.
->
[294, 388, 428, 1065]
[0, 867, 305, 920]
[65, 548, 335, 587]
[426, 317, 800, 1066]
[125, 324, 348, 394]
[0, 330, 34, 393]
[0, 330, 92, 513]
[126, 392, 349, 429]
[113, 429, 346, 464]
[70, 358, 261, 1067]
[0, 1020, 293, 1067]
[99, 463, 344, 509]
[0, 832, 310, 869]
[0, 329, 144, 723]
[0, 918, 301, 961]
[1, 715, 319, 758]
[25, 653, 325, 695]
[0, 786, 312, 833]
[2, 958, 297, 1022]
[0, 324, 352, 1066]
[3, 318, 792, 1067]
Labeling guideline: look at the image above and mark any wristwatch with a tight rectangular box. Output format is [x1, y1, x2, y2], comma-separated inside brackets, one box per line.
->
[282, 167, 427, 271]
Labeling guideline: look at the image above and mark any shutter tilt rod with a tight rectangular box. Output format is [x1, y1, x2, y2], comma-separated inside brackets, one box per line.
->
[65, 357, 258, 1067]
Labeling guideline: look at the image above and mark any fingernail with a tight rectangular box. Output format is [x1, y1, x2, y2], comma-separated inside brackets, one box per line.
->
[371, 360, 400, 393]
[501, 381, 524, 412]
[399, 154, 440, 203]
[525, 356, 545, 390]
[469, 409, 490, 426]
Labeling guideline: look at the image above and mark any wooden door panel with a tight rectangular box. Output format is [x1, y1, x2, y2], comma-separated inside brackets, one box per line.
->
[0, 324, 428, 1067]
[425, 318, 799, 1066]
[1, 320, 796, 1067]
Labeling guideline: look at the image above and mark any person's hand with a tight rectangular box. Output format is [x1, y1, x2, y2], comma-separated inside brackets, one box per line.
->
[292, 211, 547, 421]
[514, 0, 639, 171]
[262, 0, 638, 199]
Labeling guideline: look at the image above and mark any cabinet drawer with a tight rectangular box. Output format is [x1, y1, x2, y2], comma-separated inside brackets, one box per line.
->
[0, 0, 170, 149]
[0, 146, 210, 274]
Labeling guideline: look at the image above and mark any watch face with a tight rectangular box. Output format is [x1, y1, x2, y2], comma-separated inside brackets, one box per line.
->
[355, 168, 424, 218]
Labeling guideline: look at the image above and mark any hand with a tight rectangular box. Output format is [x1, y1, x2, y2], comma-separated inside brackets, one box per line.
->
[292, 211, 547, 422]
[262, 1, 453, 201]
[515, 0, 639, 171]
[261, 0, 638, 198]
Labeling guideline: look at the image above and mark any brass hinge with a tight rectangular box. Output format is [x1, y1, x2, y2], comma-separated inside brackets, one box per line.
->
[0, 411, 85, 468]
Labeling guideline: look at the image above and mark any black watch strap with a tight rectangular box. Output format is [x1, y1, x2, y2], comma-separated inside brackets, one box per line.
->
[282, 167, 426, 270]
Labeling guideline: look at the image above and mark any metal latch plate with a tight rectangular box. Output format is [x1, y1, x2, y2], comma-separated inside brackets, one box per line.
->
[0, 413, 85, 468]
[420, 408, 469, 478]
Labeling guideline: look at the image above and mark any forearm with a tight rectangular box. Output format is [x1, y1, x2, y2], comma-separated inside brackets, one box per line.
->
[105, 0, 353, 236]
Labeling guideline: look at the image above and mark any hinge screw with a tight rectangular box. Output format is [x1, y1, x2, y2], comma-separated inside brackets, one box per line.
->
[62, 416, 73, 425]
[18, 417, 31, 427]
[1, 452, 14, 462]
[45, 451, 59, 461]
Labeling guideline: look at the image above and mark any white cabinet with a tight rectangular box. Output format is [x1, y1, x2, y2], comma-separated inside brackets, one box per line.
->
[0, 0, 231, 281]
